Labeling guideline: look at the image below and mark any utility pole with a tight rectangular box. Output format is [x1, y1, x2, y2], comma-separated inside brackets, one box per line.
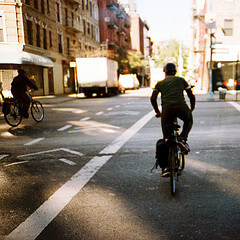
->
[208, 30, 214, 99]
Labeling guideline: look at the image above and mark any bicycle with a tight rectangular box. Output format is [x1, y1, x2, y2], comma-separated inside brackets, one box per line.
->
[1, 89, 44, 127]
[166, 122, 186, 195]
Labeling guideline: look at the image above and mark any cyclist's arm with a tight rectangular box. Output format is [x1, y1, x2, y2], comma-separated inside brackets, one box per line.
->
[150, 89, 161, 117]
[186, 86, 195, 111]
[26, 78, 38, 90]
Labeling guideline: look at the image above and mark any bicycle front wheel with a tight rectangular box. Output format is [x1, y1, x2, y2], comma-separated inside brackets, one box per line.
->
[169, 149, 177, 195]
[4, 102, 22, 127]
[31, 100, 44, 122]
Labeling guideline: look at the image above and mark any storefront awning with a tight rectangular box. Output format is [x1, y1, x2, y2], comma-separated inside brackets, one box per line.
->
[0, 50, 54, 67]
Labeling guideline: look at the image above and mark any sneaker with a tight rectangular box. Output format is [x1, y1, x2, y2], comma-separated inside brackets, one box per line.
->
[161, 168, 170, 178]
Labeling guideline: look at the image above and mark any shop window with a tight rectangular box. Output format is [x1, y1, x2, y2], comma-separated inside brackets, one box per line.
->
[36, 24, 41, 47]
[26, 20, 33, 45]
[224, 19, 233, 36]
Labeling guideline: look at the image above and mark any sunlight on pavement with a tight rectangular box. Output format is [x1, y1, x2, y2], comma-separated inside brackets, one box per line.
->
[187, 158, 239, 196]
[52, 108, 87, 114]
[67, 120, 122, 135]
[68, 185, 165, 240]
[1, 131, 14, 137]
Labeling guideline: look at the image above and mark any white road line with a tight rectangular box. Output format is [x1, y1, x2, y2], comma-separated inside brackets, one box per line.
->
[115, 105, 120, 108]
[59, 158, 76, 166]
[57, 125, 72, 132]
[80, 117, 91, 121]
[5, 155, 112, 240]
[6, 110, 154, 240]
[0, 154, 9, 160]
[229, 101, 240, 112]
[18, 148, 83, 158]
[96, 111, 104, 115]
[107, 107, 113, 111]
[5, 161, 29, 167]
[24, 138, 45, 146]
[100, 110, 154, 154]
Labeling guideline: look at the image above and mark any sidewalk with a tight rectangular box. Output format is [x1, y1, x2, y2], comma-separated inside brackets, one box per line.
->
[33, 88, 240, 105]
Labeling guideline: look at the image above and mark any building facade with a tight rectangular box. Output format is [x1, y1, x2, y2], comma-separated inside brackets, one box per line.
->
[97, 0, 131, 55]
[190, 0, 240, 92]
[0, 0, 100, 96]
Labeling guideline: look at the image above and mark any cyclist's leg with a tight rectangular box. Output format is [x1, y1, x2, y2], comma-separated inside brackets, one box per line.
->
[21, 93, 30, 118]
[174, 104, 193, 141]
[161, 106, 177, 139]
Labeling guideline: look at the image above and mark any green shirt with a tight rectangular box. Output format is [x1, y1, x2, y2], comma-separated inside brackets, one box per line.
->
[154, 76, 190, 107]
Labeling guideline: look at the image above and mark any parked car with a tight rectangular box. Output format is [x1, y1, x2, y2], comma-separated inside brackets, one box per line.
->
[119, 74, 140, 91]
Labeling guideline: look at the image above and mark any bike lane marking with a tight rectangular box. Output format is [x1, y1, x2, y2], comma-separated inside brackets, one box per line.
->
[6, 110, 154, 240]
[59, 158, 76, 166]
[229, 101, 240, 112]
[24, 138, 45, 146]
[57, 125, 72, 132]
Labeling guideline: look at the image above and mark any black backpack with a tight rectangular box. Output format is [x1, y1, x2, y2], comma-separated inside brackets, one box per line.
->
[155, 139, 169, 169]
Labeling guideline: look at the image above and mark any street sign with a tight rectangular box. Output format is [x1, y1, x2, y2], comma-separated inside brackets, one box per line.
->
[205, 12, 216, 29]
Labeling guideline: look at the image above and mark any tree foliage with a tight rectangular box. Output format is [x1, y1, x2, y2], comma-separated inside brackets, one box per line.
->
[153, 39, 189, 75]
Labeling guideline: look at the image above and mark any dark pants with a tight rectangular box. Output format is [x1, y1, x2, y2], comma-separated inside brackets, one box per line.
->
[161, 104, 193, 140]
[12, 91, 30, 117]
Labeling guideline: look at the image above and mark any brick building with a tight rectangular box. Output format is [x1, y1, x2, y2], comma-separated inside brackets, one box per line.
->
[97, 0, 131, 54]
[0, 0, 100, 95]
[190, 0, 240, 92]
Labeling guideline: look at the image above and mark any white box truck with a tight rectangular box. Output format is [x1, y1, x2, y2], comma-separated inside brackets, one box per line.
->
[76, 57, 119, 97]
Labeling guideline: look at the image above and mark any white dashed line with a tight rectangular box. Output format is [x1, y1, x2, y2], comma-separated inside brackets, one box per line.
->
[57, 125, 72, 132]
[59, 158, 76, 166]
[96, 111, 104, 115]
[80, 117, 91, 121]
[24, 138, 45, 146]
[0, 154, 9, 160]
[107, 107, 113, 111]
[229, 102, 240, 112]
[5, 161, 29, 167]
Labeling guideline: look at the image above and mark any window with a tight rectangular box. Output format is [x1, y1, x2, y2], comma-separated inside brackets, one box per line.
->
[56, 2, 61, 22]
[58, 34, 63, 53]
[26, 20, 33, 45]
[85, 0, 88, 10]
[83, 19, 86, 35]
[41, 0, 45, 13]
[71, 12, 74, 26]
[65, 8, 68, 26]
[67, 37, 70, 55]
[46, 0, 50, 13]
[43, 28, 47, 49]
[90, 2, 92, 17]
[49, 30, 52, 48]
[0, 16, 4, 42]
[34, 0, 38, 9]
[82, 0, 84, 10]
[25, 0, 30, 5]
[36, 24, 41, 47]
[224, 19, 233, 36]
[87, 22, 90, 34]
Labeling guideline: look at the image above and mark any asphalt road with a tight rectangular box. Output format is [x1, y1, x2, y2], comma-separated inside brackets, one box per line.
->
[0, 88, 239, 240]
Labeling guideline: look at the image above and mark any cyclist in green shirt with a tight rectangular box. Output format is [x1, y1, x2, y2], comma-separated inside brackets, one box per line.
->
[150, 63, 195, 149]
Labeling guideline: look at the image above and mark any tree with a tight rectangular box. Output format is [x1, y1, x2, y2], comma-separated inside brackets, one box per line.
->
[153, 39, 189, 76]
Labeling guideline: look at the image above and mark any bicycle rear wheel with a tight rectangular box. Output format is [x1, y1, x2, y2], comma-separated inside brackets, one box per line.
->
[169, 149, 177, 195]
[31, 100, 44, 122]
[4, 102, 22, 127]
